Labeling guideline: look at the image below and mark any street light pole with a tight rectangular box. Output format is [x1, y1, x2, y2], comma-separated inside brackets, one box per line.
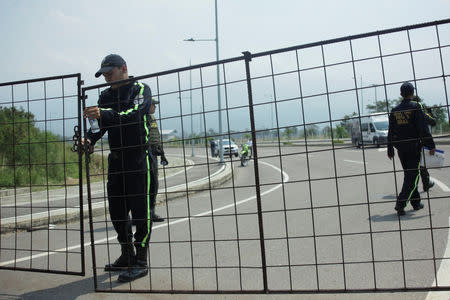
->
[360, 76, 364, 116]
[184, 0, 224, 163]
[190, 60, 194, 157]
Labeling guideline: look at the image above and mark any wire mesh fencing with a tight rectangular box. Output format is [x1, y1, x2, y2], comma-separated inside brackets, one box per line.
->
[0, 74, 85, 275]
[0, 19, 449, 293]
[83, 19, 450, 293]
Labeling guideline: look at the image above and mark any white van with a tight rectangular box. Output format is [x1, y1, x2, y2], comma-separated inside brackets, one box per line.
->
[351, 113, 389, 148]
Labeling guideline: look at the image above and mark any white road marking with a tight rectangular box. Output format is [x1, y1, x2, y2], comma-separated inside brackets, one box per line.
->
[430, 176, 450, 192]
[0, 160, 289, 267]
[344, 159, 365, 165]
[426, 217, 450, 300]
[0, 156, 196, 208]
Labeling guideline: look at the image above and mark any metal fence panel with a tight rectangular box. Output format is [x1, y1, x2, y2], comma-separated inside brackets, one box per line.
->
[83, 18, 450, 294]
[0, 74, 85, 276]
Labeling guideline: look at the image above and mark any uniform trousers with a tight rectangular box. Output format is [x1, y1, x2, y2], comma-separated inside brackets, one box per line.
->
[107, 151, 152, 248]
[149, 154, 159, 213]
[396, 148, 422, 210]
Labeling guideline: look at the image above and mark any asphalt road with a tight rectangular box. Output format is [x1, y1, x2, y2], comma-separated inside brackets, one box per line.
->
[0, 145, 449, 299]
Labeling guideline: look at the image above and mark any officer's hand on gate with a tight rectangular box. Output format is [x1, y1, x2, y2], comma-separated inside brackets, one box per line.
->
[83, 106, 100, 120]
[80, 138, 94, 155]
[429, 148, 436, 156]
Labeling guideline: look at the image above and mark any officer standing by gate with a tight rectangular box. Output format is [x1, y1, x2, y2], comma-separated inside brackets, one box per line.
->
[83, 54, 153, 282]
[387, 82, 436, 216]
[149, 98, 168, 222]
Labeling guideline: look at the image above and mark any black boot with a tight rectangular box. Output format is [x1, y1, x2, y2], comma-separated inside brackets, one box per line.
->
[118, 246, 148, 282]
[424, 181, 435, 192]
[104, 243, 135, 272]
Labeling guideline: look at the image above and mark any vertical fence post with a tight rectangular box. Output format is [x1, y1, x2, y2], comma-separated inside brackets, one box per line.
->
[77, 74, 86, 276]
[80, 89, 98, 289]
[242, 51, 268, 292]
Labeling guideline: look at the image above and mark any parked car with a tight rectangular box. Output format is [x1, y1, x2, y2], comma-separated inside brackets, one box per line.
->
[214, 139, 239, 157]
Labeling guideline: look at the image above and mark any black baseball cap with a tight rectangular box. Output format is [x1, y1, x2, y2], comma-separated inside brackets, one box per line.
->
[400, 82, 415, 97]
[152, 98, 160, 104]
[95, 54, 127, 78]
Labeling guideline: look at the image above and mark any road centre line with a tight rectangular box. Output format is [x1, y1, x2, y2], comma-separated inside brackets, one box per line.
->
[0, 160, 289, 267]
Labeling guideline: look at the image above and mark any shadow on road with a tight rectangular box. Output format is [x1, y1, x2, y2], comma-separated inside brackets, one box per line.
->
[20, 273, 111, 300]
[371, 212, 429, 222]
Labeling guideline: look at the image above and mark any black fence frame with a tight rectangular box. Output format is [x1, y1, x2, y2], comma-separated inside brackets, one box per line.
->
[0, 73, 86, 276]
[0, 18, 449, 293]
[80, 18, 450, 293]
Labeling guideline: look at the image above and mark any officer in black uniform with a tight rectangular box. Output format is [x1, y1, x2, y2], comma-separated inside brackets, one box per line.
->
[84, 54, 153, 282]
[413, 96, 436, 191]
[149, 98, 168, 222]
[387, 82, 436, 216]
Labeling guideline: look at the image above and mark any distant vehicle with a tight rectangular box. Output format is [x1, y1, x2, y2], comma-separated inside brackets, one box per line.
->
[214, 139, 239, 157]
[351, 113, 389, 148]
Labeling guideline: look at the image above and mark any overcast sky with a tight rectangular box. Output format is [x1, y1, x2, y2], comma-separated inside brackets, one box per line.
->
[1, 0, 449, 136]
[1, 0, 449, 84]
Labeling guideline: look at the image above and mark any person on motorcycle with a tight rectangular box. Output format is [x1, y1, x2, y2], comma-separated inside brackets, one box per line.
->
[241, 143, 250, 158]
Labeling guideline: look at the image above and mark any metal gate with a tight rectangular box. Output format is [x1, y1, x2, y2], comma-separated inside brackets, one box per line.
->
[85, 19, 450, 293]
[0, 18, 449, 294]
[0, 74, 85, 276]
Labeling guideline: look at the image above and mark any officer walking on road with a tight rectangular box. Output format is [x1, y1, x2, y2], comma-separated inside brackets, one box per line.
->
[83, 54, 153, 282]
[387, 82, 436, 216]
[149, 98, 168, 222]
[413, 96, 436, 192]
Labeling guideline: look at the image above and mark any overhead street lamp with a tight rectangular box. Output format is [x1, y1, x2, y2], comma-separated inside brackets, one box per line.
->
[353, 75, 364, 115]
[371, 84, 378, 106]
[184, 0, 224, 163]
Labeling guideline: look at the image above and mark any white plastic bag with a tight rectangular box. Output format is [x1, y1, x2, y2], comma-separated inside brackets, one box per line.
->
[421, 147, 445, 169]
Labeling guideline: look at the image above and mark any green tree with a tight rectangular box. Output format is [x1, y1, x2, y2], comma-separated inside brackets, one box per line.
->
[0, 106, 101, 188]
[366, 99, 398, 113]
[341, 113, 357, 134]
[430, 104, 450, 133]
[283, 127, 295, 142]
[322, 126, 331, 138]
[334, 125, 348, 139]
[305, 125, 319, 137]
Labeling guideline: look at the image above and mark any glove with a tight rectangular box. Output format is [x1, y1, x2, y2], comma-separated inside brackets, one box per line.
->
[160, 154, 169, 166]
[387, 146, 394, 159]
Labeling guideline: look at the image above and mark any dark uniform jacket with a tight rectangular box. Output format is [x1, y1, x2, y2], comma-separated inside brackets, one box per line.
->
[387, 99, 435, 156]
[149, 115, 163, 155]
[415, 101, 437, 127]
[86, 80, 152, 169]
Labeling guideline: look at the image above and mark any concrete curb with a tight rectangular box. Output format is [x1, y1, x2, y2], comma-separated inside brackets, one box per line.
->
[0, 161, 234, 234]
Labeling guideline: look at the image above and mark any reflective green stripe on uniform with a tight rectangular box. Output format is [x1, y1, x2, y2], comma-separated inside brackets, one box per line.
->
[131, 82, 151, 247]
[142, 113, 151, 247]
[118, 103, 139, 115]
[406, 160, 421, 205]
[415, 101, 435, 121]
[118, 82, 145, 116]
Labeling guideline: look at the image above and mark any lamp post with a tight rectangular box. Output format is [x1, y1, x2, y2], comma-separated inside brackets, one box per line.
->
[190, 60, 194, 157]
[184, 0, 223, 163]
[353, 76, 364, 115]
[371, 84, 377, 111]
